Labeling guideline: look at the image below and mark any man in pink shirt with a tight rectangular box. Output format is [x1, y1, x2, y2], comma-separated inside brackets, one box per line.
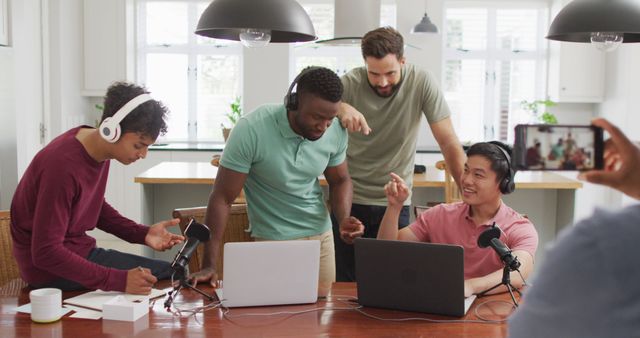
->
[378, 141, 538, 297]
[11, 82, 184, 295]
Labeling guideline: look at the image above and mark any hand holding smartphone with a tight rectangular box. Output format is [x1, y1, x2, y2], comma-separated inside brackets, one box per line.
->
[513, 124, 604, 171]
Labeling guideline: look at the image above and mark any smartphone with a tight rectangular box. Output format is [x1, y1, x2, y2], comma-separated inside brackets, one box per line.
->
[513, 124, 604, 171]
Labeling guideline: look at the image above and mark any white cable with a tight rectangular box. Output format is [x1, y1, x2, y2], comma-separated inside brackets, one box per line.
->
[162, 284, 514, 325]
[220, 297, 512, 324]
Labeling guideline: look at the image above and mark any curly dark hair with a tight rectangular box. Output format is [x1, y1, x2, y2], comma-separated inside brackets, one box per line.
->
[361, 26, 404, 60]
[296, 67, 343, 103]
[101, 82, 169, 139]
[466, 141, 515, 183]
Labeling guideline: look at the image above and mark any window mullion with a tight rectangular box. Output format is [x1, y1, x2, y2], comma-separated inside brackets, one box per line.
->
[187, 1, 198, 142]
[484, 8, 497, 141]
[136, 1, 148, 84]
[537, 7, 548, 101]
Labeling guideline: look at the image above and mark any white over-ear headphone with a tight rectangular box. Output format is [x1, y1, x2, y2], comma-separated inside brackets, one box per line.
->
[99, 93, 154, 143]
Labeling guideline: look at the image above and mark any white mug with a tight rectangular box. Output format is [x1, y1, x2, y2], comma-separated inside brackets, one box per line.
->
[29, 288, 62, 323]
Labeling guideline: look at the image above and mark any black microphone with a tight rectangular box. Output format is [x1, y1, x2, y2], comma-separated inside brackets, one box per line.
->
[477, 223, 521, 271]
[170, 219, 211, 278]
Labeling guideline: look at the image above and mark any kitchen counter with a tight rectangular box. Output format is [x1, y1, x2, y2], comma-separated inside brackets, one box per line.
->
[148, 143, 444, 153]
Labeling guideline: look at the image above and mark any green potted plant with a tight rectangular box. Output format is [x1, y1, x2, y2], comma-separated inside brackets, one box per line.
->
[521, 99, 558, 124]
[222, 96, 242, 142]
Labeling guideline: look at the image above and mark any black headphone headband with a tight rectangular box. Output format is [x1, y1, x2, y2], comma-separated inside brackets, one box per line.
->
[489, 142, 512, 168]
[488, 141, 515, 194]
[284, 66, 323, 110]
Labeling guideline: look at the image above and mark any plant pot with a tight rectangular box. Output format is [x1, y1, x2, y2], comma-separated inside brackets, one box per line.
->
[222, 128, 232, 142]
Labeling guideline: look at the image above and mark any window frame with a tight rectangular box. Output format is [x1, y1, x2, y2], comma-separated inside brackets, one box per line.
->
[442, 0, 549, 143]
[136, 0, 243, 142]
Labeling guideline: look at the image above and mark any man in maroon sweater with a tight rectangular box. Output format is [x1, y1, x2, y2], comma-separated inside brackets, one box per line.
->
[10, 82, 184, 295]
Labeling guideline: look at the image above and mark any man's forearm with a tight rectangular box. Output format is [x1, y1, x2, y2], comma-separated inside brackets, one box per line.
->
[329, 178, 353, 223]
[441, 142, 466, 186]
[201, 195, 232, 271]
[377, 205, 402, 239]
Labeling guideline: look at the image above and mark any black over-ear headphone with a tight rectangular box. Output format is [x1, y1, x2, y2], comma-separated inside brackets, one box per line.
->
[283, 66, 322, 111]
[488, 141, 515, 195]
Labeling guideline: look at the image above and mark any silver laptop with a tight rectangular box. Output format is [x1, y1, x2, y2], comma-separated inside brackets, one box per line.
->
[354, 238, 476, 317]
[215, 240, 320, 307]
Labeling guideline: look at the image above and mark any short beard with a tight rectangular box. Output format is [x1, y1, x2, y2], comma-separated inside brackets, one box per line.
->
[369, 82, 400, 98]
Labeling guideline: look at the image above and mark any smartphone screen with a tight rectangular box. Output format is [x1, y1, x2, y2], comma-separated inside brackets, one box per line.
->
[513, 124, 603, 171]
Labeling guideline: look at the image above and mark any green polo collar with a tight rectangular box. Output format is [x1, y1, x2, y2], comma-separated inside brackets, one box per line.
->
[276, 105, 301, 139]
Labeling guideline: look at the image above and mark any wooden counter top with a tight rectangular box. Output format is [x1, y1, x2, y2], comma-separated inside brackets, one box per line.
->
[135, 162, 583, 189]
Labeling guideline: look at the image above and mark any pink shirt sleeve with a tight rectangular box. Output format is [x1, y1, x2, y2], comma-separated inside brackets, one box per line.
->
[505, 219, 539, 261]
[409, 208, 437, 242]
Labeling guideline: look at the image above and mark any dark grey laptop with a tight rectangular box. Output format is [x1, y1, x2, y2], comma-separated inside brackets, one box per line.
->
[354, 238, 475, 317]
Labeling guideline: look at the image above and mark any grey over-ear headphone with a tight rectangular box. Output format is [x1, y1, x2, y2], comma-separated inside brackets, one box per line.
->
[283, 66, 322, 111]
[99, 94, 153, 143]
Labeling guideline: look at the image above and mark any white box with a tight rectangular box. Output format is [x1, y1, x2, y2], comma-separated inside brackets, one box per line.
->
[102, 296, 148, 322]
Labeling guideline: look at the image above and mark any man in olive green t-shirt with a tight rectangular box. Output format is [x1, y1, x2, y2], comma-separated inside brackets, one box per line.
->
[191, 67, 364, 296]
[333, 27, 467, 281]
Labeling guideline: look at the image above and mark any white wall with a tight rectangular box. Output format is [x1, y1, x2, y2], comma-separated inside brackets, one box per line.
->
[0, 0, 93, 209]
[243, 44, 290, 113]
[0, 0, 45, 209]
[13, 0, 45, 178]
[547, 102, 595, 124]
[46, 0, 92, 137]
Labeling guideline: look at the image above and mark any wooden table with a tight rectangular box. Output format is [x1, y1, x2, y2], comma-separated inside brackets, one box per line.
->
[0, 280, 514, 337]
[134, 162, 582, 265]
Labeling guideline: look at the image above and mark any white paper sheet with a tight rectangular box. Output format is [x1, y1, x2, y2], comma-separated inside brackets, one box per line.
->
[63, 288, 166, 311]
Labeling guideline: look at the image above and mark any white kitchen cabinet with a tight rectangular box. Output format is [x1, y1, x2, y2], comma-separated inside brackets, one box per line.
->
[82, 0, 134, 96]
[547, 0, 605, 103]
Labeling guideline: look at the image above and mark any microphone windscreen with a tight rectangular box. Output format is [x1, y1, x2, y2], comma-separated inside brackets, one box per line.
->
[477, 226, 501, 248]
[185, 220, 211, 242]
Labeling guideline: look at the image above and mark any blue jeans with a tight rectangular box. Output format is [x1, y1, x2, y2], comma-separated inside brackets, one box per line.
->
[332, 203, 410, 282]
[32, 248, 172, 291]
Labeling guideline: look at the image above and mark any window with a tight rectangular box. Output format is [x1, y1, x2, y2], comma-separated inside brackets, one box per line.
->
[137, 0, 243, 142]
[291, 0, 397, 77]
[443, 2, 548, 143]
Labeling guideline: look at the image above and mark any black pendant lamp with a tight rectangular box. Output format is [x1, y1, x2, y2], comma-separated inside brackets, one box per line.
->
[195, 0, 317, 48]
[547, 0, 640, 51]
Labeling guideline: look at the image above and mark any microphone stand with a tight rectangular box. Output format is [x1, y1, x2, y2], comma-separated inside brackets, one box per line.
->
[477, 258, 522, 307]
[164, 269, 216, 311]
